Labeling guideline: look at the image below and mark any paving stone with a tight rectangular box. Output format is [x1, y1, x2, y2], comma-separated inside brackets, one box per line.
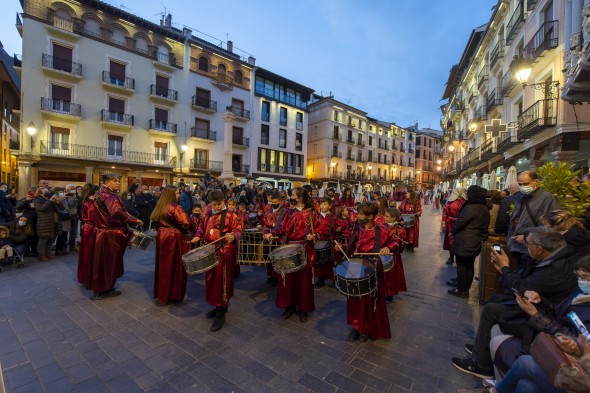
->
[105, 373, 143, 392]
[324, 371, 365, 393]
[5, 363, 37, 389]
[298, 372, 337, 393]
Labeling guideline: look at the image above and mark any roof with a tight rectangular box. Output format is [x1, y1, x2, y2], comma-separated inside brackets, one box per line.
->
[0, 46, 20, 91]
[307, 96, 368, 116]
[255, 67, 314, 99]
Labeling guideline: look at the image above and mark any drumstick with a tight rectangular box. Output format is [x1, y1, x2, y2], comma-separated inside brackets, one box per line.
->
[353, 252, 393, 256]
[335, 242, 350, 262]
[185, 234, 229, 245]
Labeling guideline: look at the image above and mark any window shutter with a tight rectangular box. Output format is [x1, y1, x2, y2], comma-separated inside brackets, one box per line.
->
[108, 97, 125, 114]
[109, 61, 126, 80]
[51, 85, 71, 102]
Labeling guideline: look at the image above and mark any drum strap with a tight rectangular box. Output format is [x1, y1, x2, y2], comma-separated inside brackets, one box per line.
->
[374, 225, 381, 253]
[204, 210, 227, 235]
[273, 208, 287, 231]
[328, 207, 335, 239]
[344, 224, 359, 255]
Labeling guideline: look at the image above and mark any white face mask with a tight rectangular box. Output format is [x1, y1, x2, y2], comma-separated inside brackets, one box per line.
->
[58, 192, 64, 197]
[519, 185, 535, 195]
[127, 195, 132, 200]
[18, 221, 27, 226]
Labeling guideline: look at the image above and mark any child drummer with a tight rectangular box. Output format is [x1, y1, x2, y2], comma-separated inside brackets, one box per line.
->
[263, 187, 318, 322]
[191, 190, 243, 332]
[337, 202, 398, 342]
[383, 208, 407, 303]
[312, 196, 340, 288]
[261, 191, 290, 286]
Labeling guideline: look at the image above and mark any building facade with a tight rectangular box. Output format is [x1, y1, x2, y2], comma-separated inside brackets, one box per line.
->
[440, 0, 590, 190]
[408, 124, 443, 190]
[0, 43, 21, 189]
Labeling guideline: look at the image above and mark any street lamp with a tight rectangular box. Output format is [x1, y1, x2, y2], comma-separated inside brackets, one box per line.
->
[448, 145, 455, 152]
[26, 121, 37, 150]
[330, 161, 336, 177]
[437, 159, 442, 165]
[180, 142, 188, 174]
[468, 121, 477, 133]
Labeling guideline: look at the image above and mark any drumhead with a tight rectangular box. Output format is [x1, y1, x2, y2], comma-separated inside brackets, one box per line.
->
[185, 244, 215, 258]
[314, 240, 332, 251]
[335, 259, 373, 279]
[270, 244, 303, 258]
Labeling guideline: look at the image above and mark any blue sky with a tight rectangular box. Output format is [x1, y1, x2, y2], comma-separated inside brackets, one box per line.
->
[0, 0, 496, 130]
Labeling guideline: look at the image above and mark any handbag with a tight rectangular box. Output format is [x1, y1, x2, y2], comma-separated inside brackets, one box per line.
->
[59, 210, 71, 220]
[530, 333, 586, 387]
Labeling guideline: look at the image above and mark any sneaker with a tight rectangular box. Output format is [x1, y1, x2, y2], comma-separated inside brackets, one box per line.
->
[482, 378, 496, 387]
[451, 357, 494, 379]
[385, 295, 394, 303]
[464, 343, 474, 355]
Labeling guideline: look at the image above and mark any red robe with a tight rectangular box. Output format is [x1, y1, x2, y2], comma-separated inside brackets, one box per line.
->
[375, 214, 387, 226]
[345, 223, 395, 339]
[195, 209, 243, 307]
[77, 200, 96, 288]
[154, 204, 197, 303]
[442, 199, 465, 251]
[262, 206, 290, 279]
[271, 207, 319, 313]
[384, 225, 407, 296]
[341, 195, 355, 208]
[332, 194, 342, 209]
[314, 211, 336, 280]
[92, 187, 140, 293]
[399, 199, 422, 248]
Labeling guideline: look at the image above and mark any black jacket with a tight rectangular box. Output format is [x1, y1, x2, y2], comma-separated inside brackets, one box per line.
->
[494, 192, 522, 235]
[451, 203, 490, 257]
[563, 225, 590, 257]
[134, 193, 154, 217]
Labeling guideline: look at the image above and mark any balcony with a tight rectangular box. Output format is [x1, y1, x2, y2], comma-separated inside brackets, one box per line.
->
[41, 98, 81, 121]
[46, 11, 81, 41]
[15, 13, 22, 36]
[496, 122, 519, 153]
[254, 85, 307, 110]
[153, 51, 176, 71]
[523, 20, 559, 61]
[477, 68, 489, 89]
[358, 141, 366, 148]
[468, 147, 480, 165]
[191, 127, 216, 142]
[506, 1, 525, 45]
[475, 106, 487, 121]
[190, 159, 223, 172]
[480, 137, 497, 161]
[408, 147, 415, 154]
[41, 54, 82, 81]
[451, 98, 464, 119]
[454, 131, 468, 140]
[332, 132, 342, 140]
[101, 71, 135, 95]
[486, 88, 504, 113]
[191, 96, 217, 113]
[346, 137, 354, 144]
[400, 145, 406, 152]
[211, 72, 233, 90]
[232, 164, 250, 174]
[100, 110, 134, 130]
[40, 141, 177, 168]
[331, 152, 343, 159]
[469, 87, 478, 104]
[149, 85, 178, 104]
[517, 99, 557, 140]
[490, 40, 504, 70]
[502, 70, 517, 96]
[227, 106, 250, 121]
[346, 154, 353, 161]
[232, 137, 250, 147]
[148, 119, 177, 136]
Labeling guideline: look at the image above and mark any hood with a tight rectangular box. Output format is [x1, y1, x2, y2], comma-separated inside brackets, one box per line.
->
[448, 187, 467, 202]
[564, 226, 590, 247]
[0, 225, 10, 237]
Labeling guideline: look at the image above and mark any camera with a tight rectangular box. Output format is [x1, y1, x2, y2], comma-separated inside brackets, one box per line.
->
[492, 243, 502, 254]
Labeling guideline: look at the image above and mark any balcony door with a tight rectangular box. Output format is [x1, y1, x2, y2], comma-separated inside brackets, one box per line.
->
[543, 76, 554, 123]
[109, 60, 126, 85]
[154, 142, 168, 165]
[108, 96, 125, 122]
[155, 75, 170, 97]
[108, 135, 123, 160]
[50, 126, 70, 155]
[194, 149, 208, 169]
[233, 126, 244, 145]
[196, 88, 210, 108]
[154, 108, 168, 130]
[51, 84, 72, 113]
[52, 43, 72, 72]
[194, 118, 210, 139]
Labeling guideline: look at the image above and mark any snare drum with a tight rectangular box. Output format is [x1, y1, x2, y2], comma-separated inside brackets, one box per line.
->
[379, 255, 394, 272]
[182, 244, 218, 275]
[314, 240, 333, 266]
[401, 214, 415, 228]
[270, 244, 306, 276]
[130, 230, 155, 250]
[334, 259, 377, 297]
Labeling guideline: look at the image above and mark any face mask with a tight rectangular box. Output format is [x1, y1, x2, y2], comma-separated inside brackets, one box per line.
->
[58, 192, 64, 197]
[143, 191, 150, 194]
[387, 222, 395, 227]
[271, 204, 280, 209]
[290, 199, 297, 205]
[194, 213, 201, 217]
[358, 219, 368, 225]
[44, 192, 52, 198]
[519, 185, 534, 195]
[127, 195, 132, 200]
[578, 280, 590, 294]
[18, 221, 26, 226]
[0, 187, 6, 192]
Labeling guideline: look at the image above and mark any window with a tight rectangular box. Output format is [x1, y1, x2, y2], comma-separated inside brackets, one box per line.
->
[295, 155, 302, 174]
[52, 43, 73, 72]
[155, 74, 169, 97]
[296, 112, 303, 130]
[313, 144, 317, 154]
[270, 150, 276, 171]
[108, 135, 123, 158]
[333, 125, 339, 139]
[234, 70, 243, 84]
[195, 88, 211, 107]
[261, 101, 270, 122]
[109, 60, 126, 85]
[154, 107, 168, 129]
[261, 124, 269, 145]
[369, 136, 373, 146]
[260, 148, 267, 170]
[232, 126, 244, 145]
[194, 149, 208, 169]
[429, 139, 432, 148]
[280, 107, 287, 126]
[108, 96, 125, 122]
[50, 84, 72, 113]
[50, 126, 70, 153]
[333, 111, 339, 122]
[416, 149, 421, 158]
[217, 63, 226, 76]
[279, 129, 287, 148]
[232, 154, 242, 172]
[295, 133, 302, 151]
[154, 142, 168, 164]
[194, 118, 210, 134]
[198, 57, 208, 72]
[368, 151, 373, 161]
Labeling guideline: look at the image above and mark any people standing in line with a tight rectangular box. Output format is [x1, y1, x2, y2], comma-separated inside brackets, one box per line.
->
[398, 191, 422, 252]
[151, 185, 197, 306]
[447, 185, 490, 298]
[34, 188, 60, 262]
[78, 184, 99, 289]
[90, 174, 141, 300]
[16, 188, 38, 256]
[64, 184, 81, 253]
[494, 183, 520, 235]
[135, 185, 154, 230]
[441, 187, 466, 265]
[191, 190, 243, 332]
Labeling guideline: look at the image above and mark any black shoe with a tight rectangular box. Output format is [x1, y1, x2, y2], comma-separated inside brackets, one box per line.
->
[446, 280, 458, 287]
[281, 307, 295, 320]
[314, 278, 325, 289]
[464, 343, 474, 355]
[91, 289, 121, 301]
[210, 314, 225, 332]
[385, 295, 393, 303]
[206, 307, 218, 319]
[451, 356, 494, 379]
[298, 312, 308, 322]
[327, 281, 335, 288]
[448, 288, 468, 298]
[348, 329, 360, 341]
[267, 277, 278, 286]
[446, 257, 454, 265]
[359, 334, 369, 342]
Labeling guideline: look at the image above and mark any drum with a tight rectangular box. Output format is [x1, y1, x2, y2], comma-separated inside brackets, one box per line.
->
[380, 255, 394, 272]
[182, 244, 218, 275]
[314, 240, 333, 266]
[248, 213, 259, 227]
[130, 229, 155, 250]
[334, 259, 377, 297]
[401, 214, 415, 228]
[270, 244, 306, 276]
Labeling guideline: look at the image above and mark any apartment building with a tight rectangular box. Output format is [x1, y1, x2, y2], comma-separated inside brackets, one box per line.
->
[250, 67, 313, 190]
[306, 95, 416, 192]
[0, 43, 20, 188]
[16, 0, 255, 190]
[440, 0, 590, 190]
[407, 124, 443, 190]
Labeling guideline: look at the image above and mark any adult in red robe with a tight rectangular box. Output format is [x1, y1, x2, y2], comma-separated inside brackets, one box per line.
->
[77, 184, 99, 289]
[91, 175, 141, 299]
[342, 202, 396, 341]
[153, 186, 197, 304]
[441, 187, 466, 265]
[383, 209, 408, 300]
[399, 191, 422, 252]
[265, 187, 318, 322]
[192, 190, 243, 332]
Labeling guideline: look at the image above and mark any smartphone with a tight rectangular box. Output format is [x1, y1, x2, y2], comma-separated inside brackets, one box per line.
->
[492, 244, 502, 254]
[511, 287, 525, 298]
[567, 311, 590, 341]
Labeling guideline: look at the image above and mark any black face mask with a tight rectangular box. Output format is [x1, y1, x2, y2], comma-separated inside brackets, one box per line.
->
[290, 199, 297, 205]
[44, 192, 52, 198]
[271, 204, 280, 209]
[357, 219, 368, 225]
[194, 213, 201, 218]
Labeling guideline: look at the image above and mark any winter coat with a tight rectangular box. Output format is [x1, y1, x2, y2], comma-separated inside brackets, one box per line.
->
[451, 203, 490, 258]
[563, 225, 590, 257]
[16, 197, 38, 223]
[9, 222, 32, 245]
[34, 197, 59, 238]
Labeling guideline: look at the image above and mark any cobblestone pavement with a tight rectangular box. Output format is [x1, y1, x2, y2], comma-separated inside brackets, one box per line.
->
[0, 206, 484, 392]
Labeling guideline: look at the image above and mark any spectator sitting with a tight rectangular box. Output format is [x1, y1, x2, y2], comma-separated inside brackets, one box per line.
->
[9, 217, 33, 257]
[0, 226, 15, 264]
[541, 209, 590, 257]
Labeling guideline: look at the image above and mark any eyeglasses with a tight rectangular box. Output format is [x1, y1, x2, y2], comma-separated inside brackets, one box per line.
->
[523, 239, 537, 246]
[574, 271, 590, 281]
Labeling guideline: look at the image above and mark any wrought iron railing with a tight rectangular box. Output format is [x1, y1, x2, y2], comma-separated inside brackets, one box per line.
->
[523, 20, 559, 60]
[190, 159, 223, 171]
[331, 152, 343, 158]
[502, 70, 517, 96]
[475, 106, 487, 121]
[150, 85, 178, 100]
[227, 106, 250, 119]
[41, 98, 81, 116]
[102, 71, 135, 89]
[42, 54, 82, 76]
[101, 110, 134, 126]
[506, 1, 525, 44]
[486, 88, 503, 113]
[233, 164, 250, 173]
[232, 137, 250, 147]
[517, 99, 557, 139]
[148, 119, 177, 133]
[478, 68, 489, 88]
[191, 95, 217, 111]
[490, 40, 505, 69]
[191, 127, 216, 141]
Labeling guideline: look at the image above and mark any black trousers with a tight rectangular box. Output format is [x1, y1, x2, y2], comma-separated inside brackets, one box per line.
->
[456, 254, 476, 293]
[472, 302, 509, 370]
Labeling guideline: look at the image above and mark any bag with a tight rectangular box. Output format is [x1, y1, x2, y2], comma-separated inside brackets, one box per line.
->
[59, 211, 71, 220]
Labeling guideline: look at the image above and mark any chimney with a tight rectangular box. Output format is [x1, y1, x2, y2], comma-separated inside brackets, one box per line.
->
[227, 40, 233, 53]
[160, 14, 165, 27]
[248, 56, 256, 66]
[182, 27, 192, 39]
[165, 13, 172, 28]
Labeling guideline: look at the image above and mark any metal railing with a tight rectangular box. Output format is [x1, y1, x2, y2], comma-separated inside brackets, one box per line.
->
[490, 40, 504, 69]
[42, 54, 82, 76]
[232, 137, 250, 146]
[517, 99, 557, 139]
[502, 70, 517, 96]
[254, 85, 307, 109]
[227, 106, 251, 119]
[346, 154, 353, 160]
[331, 152, 343, 158]
[480, 138, 495, 158]
[190, 159, 223, 171]
[191, 95, 217, 111]
[478, 68, 489, 88]
[523, 20, 559, 60]
[101, 110, 134, 126]
[40, 140, 176, 167]
[191, 127, 216, 141]
[148, 119, 177, 133]
[150, 85, 178, 100]
[506, 1, 525, 44]
[41, 98, 81, 116]
[475, 106, 487, 121]
[332, 132, 342, 140]
[212, 72, 233, 85]
[486, 88, 503, 113]
[233, 164, 250, 173]
[102, 71, 135, 89]
[408, 147, 414, 154]
[154, 51, 176, 67]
